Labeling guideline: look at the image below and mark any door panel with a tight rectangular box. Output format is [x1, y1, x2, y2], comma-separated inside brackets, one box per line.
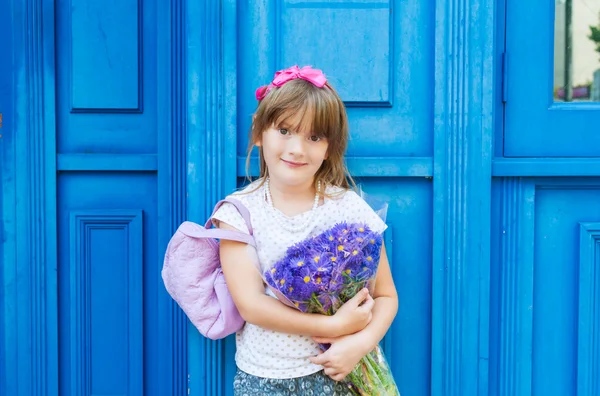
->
[58, 173, 154, 396]
[531, 183, 600, 395]
[55, 0, 164, 394]
[369, 178, 433, 395]
[237, 0, 434, 160]
[490, 179, 600, 396]
[57, 0, 157, 154]
[70, 0, 140, 110]
[504, 0, 600, 156]
[234, 1, 435, 394]
[497, 0, 600, 393]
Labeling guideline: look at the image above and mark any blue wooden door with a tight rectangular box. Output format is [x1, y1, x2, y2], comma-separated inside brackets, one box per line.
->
[189, 1, 435, 395]
[56, 0, 153, 392]
[1, 0, 506, 394]
[53, 0, 190, 394]
[491, 0, 600, 395]
[503, 0, 600, 157]
[1, 0, 187, 395]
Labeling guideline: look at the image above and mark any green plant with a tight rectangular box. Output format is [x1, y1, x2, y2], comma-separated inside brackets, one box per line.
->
[590, 12, 600, 62]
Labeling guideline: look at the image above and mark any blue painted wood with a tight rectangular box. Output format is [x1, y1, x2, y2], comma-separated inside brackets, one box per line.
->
[280, 0, 393, 105]
[57, 153, 158, 171]
[11, 0, 599, 396]
[0, 1, 60, 395]
[577, 222, 600, 396]
[489, 178, 535, 396]
[493, 158, 600, 176]
[57, 174, 161, 395]
[71, 0, 140, 111]
[156, 0, 188, 395]
[222, 1, 241, 392]
[432, 0, 494, 394]
[231, 1, 437, 395]
[237, 0, 434, 162]
[381, 224, 394, 366]
[530, 181, 600, 395]
[493, 0, 507, 160]
[504, 0, 600, 156]
[370, 179, 433, 395]
[186, 0, 238, 395]
[0, 0, 186, 394]
[0, 2, 15, 395]
[56, 1, 156, 154]
[488, 177, 600, 396]
[68, 211, 143, 396]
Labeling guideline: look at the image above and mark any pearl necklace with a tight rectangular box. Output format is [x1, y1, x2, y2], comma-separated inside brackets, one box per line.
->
[264, 177, 321, 233]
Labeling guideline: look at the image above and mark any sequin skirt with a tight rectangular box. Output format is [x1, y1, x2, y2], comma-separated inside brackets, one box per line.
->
[233, 369, 354, 396]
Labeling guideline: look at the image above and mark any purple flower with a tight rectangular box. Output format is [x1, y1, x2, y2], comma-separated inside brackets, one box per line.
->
[348, 223, 370, 240]
[265, 265, 295, 293]
[286, 241, 306, 255]
[287, 255, 309, 276]
[319, 229, 337, 244]
[264, 222, 385, 315]
[290, 275, 319, 301]
[330, 223, 350, 242]
[364, 234, 383, 261]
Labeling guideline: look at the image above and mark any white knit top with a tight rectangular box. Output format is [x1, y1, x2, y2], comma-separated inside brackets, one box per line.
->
[212, 180, 387, 379]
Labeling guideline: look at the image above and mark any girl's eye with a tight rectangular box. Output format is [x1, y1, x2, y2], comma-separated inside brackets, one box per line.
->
[309, 135, 322, 142]
[278, 128, 290, 135]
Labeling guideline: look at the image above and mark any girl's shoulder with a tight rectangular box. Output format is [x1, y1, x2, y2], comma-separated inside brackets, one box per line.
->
[325, 185, 361, 206]
[227, 179, 265, 204]
[210, 179, 265, 234]
[324, 185, 388, 234]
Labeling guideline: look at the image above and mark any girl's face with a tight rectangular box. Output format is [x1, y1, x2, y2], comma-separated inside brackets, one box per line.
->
[257, 112, 329, 188]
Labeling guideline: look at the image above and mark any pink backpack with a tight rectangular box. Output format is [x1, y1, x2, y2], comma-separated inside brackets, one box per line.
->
[161, 198, 255, 340]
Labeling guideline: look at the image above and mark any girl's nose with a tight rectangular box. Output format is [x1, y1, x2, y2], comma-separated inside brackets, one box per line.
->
[287, 135, 306, 156]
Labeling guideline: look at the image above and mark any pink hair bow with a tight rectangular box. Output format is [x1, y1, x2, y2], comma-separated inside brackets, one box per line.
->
[255, 65, 327, 101]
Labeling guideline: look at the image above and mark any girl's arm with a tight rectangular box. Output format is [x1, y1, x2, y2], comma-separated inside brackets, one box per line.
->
[310, 243, 399, 380]
[218, 222, 374, 338]
[351, 242, 399, 347]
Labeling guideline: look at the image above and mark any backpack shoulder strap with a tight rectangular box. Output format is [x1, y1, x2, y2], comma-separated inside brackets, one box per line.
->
[204, 197, 254, 235]
[177, 222, 256, 247]
[177, 196, 256, 247]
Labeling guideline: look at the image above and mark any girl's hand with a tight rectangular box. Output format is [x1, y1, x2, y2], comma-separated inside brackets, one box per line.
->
[330, 288, 374, 336]
[308, 333, 372, 382]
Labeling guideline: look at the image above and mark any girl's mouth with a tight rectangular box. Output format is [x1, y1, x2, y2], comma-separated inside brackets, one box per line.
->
[281, 159, 307, 168]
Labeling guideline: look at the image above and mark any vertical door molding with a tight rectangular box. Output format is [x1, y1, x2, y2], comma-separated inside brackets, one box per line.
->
[494, 178, 535, 395]
[157, 0, 189, 395]
[432, 0, 495, 394]
[185, 0, 238, 395]
[2, 0, 59, 395]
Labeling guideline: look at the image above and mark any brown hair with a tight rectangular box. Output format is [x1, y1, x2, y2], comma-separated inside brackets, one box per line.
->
[245, 78, 355, 196]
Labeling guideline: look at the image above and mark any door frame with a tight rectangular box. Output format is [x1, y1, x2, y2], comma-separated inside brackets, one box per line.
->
[185, 0, 240, 395]
[432, 0, 495, 393]
[2, 1, 59, 394]
[186, 0, 497, 395]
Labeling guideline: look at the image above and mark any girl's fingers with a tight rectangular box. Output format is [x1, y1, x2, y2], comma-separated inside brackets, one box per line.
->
[309, 354, 326, 365]
[310, 353, 335, 367]
[331, 373, 346, 382]
[324, 367, 338, 376]
[360, 294, 375, 312]
[348, 288, 369, 307]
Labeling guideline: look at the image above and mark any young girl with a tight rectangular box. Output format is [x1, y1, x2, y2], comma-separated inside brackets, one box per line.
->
[214, 65, 398, 395]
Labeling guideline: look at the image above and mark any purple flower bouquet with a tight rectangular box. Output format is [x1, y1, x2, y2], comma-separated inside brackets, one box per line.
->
[264, 222, 400, 395]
